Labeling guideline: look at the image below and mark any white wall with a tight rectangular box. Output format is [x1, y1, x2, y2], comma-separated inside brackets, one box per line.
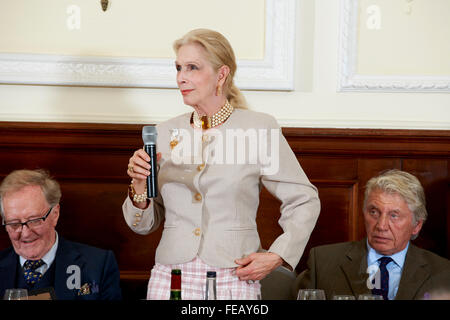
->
[0, 0, 448, 129]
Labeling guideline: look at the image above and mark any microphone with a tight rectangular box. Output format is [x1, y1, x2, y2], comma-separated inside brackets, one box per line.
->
[142, 126, 158, 198]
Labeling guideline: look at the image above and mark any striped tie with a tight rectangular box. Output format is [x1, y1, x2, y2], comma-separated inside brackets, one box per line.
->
[23, 259, 45, 285]
[372, 256, 393, 300]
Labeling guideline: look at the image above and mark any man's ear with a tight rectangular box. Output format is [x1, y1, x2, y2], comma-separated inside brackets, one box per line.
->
[51, 204, 60, 227]
[412, 219, 423, 237]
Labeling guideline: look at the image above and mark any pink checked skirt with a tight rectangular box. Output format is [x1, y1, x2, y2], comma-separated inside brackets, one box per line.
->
[146, 256, 261, 300]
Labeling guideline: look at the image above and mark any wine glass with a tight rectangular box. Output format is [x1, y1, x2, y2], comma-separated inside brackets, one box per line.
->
[357, 293, 383, 300]
[332, 294, 356, 300]
[3, 289, 28, 300]
[297, 289, 326, 300]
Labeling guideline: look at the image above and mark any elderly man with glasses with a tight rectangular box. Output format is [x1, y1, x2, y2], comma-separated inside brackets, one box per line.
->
[0, 169, 122, 300]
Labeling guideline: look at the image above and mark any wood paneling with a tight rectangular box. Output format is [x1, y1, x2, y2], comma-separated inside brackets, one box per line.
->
[0, 122, 449, 299]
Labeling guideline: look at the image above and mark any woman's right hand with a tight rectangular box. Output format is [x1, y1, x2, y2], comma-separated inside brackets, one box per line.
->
[127, 148, 161, 206]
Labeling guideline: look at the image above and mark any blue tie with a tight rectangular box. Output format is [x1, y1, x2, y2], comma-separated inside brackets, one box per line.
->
[23, 259, 45, 285]
[372, 256, 393, 300]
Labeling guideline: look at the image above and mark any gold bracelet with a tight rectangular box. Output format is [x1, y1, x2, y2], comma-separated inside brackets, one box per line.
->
[129, 183, 148, 203]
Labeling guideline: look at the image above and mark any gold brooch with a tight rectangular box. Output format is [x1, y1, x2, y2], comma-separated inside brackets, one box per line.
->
[170, 129, 179, 150]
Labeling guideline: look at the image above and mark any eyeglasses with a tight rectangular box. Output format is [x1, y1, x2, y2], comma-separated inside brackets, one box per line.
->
[2, 206, 54, 233]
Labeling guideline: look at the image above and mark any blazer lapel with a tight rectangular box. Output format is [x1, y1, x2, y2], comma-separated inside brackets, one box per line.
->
[395, 244, 429, 300]
[340, 240, 371, 297]
[0, 248, 18, 292]
[54, 238, 85, 300]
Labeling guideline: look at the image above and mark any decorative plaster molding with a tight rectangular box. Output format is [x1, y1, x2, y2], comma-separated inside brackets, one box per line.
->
[0, 0, 295, 91]
[338, 0, 450, 93]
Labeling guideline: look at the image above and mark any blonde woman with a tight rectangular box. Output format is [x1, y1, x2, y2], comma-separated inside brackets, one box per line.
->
[123, 29, 320, 300]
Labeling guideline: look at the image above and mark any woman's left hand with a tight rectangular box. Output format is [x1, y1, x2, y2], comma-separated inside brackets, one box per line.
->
[234, 252, 283, 281]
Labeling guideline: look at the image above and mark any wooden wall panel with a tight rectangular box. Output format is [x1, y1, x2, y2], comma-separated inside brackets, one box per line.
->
[0, 122, 449, 299]
[298, 181, 358, 271]
[299, 157, 358, 180]
[402, 159, 448, 257]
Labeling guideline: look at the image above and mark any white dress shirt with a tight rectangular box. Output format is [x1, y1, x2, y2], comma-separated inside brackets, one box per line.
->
[367, 240, 409, 300]
[20, 232, 59, 276]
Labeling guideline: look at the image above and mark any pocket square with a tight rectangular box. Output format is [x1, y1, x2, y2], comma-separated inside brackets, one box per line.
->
[78, 283, 91, 296]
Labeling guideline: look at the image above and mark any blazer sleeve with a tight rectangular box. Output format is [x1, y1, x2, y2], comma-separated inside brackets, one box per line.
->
[99, 250, 122, 300]
[122, 190, 165, 235]
[261, 117, 320, 270]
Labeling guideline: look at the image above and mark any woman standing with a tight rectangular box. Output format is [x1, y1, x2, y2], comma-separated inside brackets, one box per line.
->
[123, 29, 320, 299]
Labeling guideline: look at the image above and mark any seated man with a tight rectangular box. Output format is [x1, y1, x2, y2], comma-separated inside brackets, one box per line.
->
[0, 169, 122, 300]
[294, 169, 450, 300]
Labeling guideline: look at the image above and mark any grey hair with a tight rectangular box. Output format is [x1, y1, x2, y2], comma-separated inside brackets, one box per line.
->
[363, 169, 427, 240]
[0, 169, 61, 220]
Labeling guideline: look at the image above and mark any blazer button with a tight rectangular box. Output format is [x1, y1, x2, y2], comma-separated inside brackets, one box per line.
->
[132, 223, 138, 227]
[197, 164, 205, 171]
[194, 193, 202, 201]
[194, 228, 201, 236]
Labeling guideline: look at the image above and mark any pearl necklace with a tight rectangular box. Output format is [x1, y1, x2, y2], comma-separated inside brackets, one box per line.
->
[191, 100, 234, 129]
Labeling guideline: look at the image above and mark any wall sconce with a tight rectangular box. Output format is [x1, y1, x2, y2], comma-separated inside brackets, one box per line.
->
[101, 0, 109, 12]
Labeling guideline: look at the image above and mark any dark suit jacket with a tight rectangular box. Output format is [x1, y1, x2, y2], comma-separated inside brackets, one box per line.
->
[0, 237, 122, 300]
[293, 239, 450, 300]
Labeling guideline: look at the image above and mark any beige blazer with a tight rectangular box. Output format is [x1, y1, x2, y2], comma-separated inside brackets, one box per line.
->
[123, 109, 320, 270]
[293, 239, 450, 299]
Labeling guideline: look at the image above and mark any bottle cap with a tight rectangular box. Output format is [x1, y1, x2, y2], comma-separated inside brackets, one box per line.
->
[207, 271, 217, 278]
[171, 269, 181, 275]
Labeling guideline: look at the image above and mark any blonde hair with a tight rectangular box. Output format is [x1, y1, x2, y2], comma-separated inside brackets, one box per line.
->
[364, 169, 427, 240]
[173, 28, 247, 109]
[0, 169, 61, 219]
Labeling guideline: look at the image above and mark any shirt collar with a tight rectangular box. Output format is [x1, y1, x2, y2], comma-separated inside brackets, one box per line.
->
[19, 231, 59, 267]
[366, 238, 409, 269]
